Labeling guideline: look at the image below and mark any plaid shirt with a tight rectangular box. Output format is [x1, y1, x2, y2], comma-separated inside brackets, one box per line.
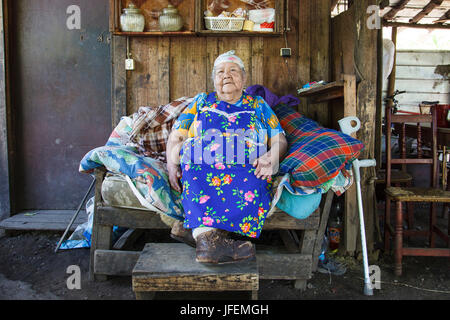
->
[130, 96, 194, 161]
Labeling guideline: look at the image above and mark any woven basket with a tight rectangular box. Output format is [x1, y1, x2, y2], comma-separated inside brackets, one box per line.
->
[204, 17, 245, 31]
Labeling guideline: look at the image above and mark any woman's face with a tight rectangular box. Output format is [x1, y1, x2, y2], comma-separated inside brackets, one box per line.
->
[213, 62, 246, 97]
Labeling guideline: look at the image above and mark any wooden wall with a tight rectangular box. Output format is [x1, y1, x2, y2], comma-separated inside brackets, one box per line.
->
[114, 0, 331, 126]
[383, 50, 450, 112]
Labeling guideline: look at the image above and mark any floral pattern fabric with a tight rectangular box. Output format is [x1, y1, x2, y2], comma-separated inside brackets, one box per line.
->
[173, 92, 285, 143]
[180, 92, 273, 238]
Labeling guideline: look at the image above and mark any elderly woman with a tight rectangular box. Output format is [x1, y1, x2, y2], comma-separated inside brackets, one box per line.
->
[167, 51, 288, 264]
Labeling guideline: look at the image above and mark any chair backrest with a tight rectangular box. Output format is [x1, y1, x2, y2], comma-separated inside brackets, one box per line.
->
[385, 103, 438, 189]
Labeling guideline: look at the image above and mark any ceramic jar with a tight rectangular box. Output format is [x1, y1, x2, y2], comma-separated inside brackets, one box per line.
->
[159, 5, 183, 32]
[120, 3, 145, 32]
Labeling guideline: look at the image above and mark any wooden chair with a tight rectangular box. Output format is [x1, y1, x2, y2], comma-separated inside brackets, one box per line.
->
[89, 167, 334, 294]
[384, 104, 450, 276]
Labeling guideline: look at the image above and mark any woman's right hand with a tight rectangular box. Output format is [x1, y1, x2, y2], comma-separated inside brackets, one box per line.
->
[168, 163, 182, 193]
[166, 128, 189, 193]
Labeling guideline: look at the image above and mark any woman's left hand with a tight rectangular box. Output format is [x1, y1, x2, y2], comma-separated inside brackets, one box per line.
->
[252, 152, 275, 180]
[252, 133, 288, 180]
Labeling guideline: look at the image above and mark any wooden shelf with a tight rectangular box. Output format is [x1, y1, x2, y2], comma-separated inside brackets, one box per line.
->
[113, 31, 196, 37]
[298, 81, 344, 103]
[111, 0, 285, 37]
[197, 30, 282, 37]
[112, 30, 282, 37]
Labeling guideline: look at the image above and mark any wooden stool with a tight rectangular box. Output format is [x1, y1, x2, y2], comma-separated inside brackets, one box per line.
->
[132, 243, 259, 300]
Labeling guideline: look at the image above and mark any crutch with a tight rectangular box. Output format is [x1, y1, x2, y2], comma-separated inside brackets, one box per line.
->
[338, 117, 376, 296]
[55, 178, 95, 253]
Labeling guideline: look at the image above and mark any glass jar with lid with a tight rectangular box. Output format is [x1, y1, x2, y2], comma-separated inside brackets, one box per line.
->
[159, 5, 183, 32]
[120, 3, 145, 32]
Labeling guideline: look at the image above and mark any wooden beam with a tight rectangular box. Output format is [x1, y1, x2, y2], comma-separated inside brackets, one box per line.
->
[433, 9, 450, 24]
[297, 0, 311, 116]
[309, 0, 331, 126]
[383, 21, 450, 29]
[379, 0, 390, 9]
[351, 0, 378, 256]
[111, 35, 127, 126]
[409, 0, 443, 24]
[383, 0, 411, 21]
[331, 0, 339, 12]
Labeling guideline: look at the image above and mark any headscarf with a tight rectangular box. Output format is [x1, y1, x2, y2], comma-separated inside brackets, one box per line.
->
[213, 50, 245, 71]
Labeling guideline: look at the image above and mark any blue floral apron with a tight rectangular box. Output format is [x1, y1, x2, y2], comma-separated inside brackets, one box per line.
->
[180, 92, 273, 238]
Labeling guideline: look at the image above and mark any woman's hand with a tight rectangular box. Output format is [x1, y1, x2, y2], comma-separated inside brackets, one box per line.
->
[166, 129, 189, 193]
[252, 133, 288, 180]
[168, 163, 182, 193]
[252, 152, 275, 180]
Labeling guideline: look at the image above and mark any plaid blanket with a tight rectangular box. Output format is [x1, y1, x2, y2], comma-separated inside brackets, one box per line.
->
[274, 104, 364, 188]
[130, 96, 194, 161]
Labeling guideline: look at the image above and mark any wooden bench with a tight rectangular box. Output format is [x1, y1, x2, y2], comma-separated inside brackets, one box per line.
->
[90, 168, 334, 293]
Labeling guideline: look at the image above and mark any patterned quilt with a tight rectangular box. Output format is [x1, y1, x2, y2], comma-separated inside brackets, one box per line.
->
[79, 116, 184, 221]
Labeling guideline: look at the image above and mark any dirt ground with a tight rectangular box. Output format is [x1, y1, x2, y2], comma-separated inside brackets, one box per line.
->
[0, 224, 449, 302]
[0, 201, 449, 304]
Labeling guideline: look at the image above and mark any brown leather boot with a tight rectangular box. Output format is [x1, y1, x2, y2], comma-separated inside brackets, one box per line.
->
[170, 220, 196, 248]
[195, 229, 255, 264]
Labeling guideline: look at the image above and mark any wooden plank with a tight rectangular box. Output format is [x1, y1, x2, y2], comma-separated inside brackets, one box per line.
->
[396, 50, 450, 66]
[343, 74, 357, 121]
[402, 247, 450, 257]
[385, 186, 450, 202]
[298, 81, 344, 98]
[0, 211, 88, 231]
[111, 35, 127, 125]
[109, 0, 116, 32]
[127, 37, 159, 114]
[250, 37, 264, 86]
[395, 65, 449, 80]
[309, 0, 331, 126]
[96, 206, 170, 229]
[390, 79, 449, 93]
[170, 37, 207, 100]
[157, 37, 170, 104]
[132, 243, 258, 292]
[299, 229, 317, 255]
[264, 208, 320, 230]
[94, 249, 140, 276]
[391, 114, 432, 123]
[92, 247, 314, 280]
[297, 0, 311, 115]
[390, 158, 433, 165]
[206, 36, 219, 93]
[312, 190, 334, 271]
